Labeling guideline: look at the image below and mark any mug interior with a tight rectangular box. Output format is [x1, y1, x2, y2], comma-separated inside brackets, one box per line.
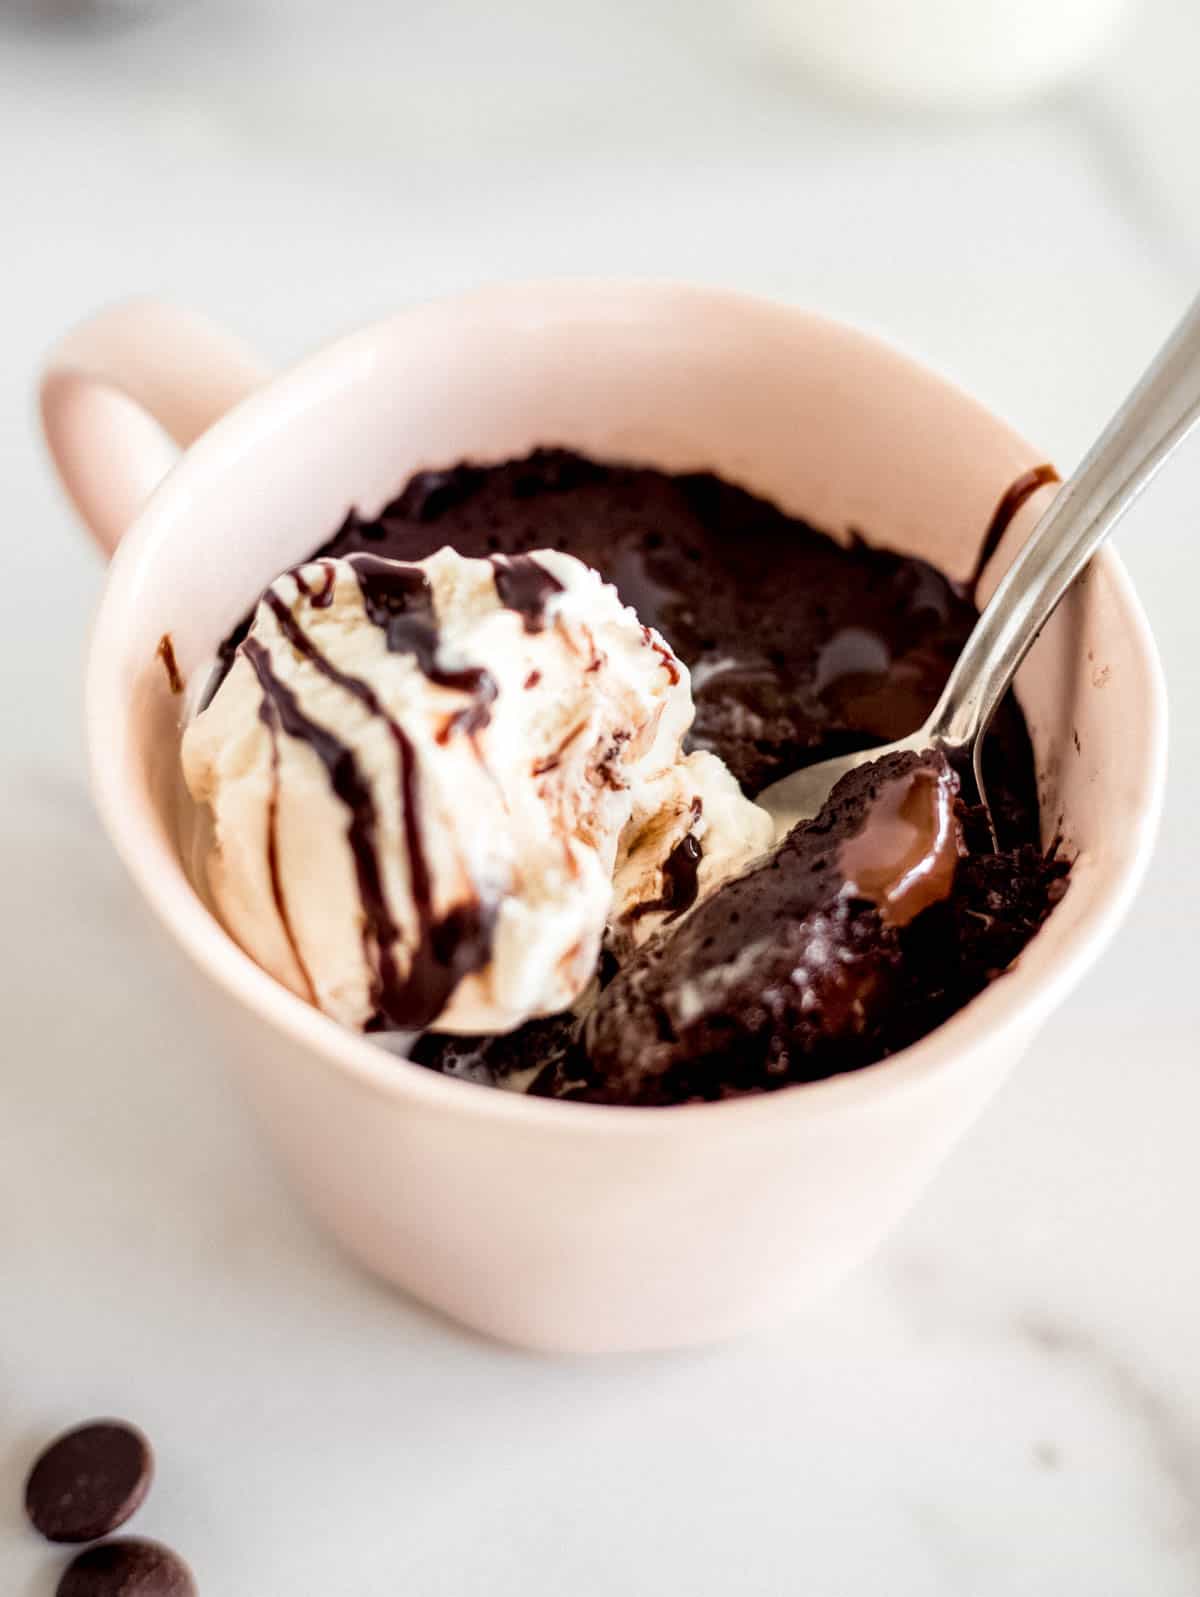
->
[89, 282, 1165, 1116]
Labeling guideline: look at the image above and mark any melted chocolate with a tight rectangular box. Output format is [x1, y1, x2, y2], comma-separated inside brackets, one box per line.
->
[248, 591, 492, 1029]
[838, 763, 962, 926]
[581, 750, 1061, 1106]
[965, 464, 1061, 600]
[634, 833, 702, 920]
[489, 553, 564, 631]
[585, 754, 938, 1103]
[642, 626, 681, 686]
[243, 635, 402, 1012]
[257, 688, 317, 1004]
[156, 633, 183, 695]
[346, 554, 498, 737]
[628, 798, 705, 922]
[531, 719, 589, 777]
[293, 562, 336, 608]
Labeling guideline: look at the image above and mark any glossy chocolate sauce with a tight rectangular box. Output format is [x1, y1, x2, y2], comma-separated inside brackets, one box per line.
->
[243, 635, 401, 1011]
[156, 633, 183, 695]
[346, 555, 498, 739]
[256, 683, 316, 1005]
[838, 762, 962, 926]
[292, 563, 336, 608]
[585, 752, 935, 1103]
[488, 553, 564, 631]
[964, 463, 1061, 600]
[627, 798, 705, 922]
[248, 575, 494, 1030]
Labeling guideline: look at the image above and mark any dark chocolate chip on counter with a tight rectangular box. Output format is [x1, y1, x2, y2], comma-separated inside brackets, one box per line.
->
[56, 1538, 196, 1597]
[25, 1421, 154, 1544]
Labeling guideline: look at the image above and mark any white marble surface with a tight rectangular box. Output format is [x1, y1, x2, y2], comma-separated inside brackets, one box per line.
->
[2, 2, 1198, 1592]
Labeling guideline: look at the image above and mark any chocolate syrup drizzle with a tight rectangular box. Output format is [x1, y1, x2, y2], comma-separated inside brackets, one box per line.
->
[964, 464, 1061, 601]
[488, 553, 564, 632]
[531, 719, 589, 778]
[156, 633, 183, 695]
[642, 626, 681, 685]
[256, 687, 317, 1004]
[347, 554, 498, 737]
[629, 799, 704, 922]
[244, 574, 494, 1029]
[292, 562, 336, 608]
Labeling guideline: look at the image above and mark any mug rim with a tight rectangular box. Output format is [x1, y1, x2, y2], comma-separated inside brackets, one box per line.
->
[84, 277, 1169, 1133]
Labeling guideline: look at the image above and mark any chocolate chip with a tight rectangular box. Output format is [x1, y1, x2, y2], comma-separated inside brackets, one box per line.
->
[25, 1421, 153, 1544]
[56, 1538, 196, 1597]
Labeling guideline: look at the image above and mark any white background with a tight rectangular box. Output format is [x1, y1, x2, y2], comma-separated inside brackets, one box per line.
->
[2, 2, 1198, 1592]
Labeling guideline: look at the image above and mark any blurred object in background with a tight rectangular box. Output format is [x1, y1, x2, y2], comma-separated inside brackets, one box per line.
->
[10, 0, 180, 26]
[756, 0, 1134, 111]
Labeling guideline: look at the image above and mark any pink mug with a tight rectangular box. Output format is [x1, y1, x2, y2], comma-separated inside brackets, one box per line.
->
[42, 282, 1166, 1354]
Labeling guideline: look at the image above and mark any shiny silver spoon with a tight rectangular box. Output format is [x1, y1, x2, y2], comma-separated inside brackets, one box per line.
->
[760, 294, 1200, 843]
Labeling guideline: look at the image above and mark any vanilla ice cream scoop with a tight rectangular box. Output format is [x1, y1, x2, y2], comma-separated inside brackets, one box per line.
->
[610, 751, 774, 954]
[183, 545, 769, 1035]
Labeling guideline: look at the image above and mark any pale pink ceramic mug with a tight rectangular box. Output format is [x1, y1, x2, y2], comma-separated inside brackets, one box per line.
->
[43, 282, 1166, 1354]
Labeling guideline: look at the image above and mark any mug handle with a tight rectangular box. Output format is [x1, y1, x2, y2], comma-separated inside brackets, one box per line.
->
[40, 299, 269, 559]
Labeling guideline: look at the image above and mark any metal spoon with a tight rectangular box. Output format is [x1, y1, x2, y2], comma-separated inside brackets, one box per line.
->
[759, 294, 1200, 843]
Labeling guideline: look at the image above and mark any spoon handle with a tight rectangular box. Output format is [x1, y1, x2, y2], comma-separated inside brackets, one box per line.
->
[930, 293, 1200, 761]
